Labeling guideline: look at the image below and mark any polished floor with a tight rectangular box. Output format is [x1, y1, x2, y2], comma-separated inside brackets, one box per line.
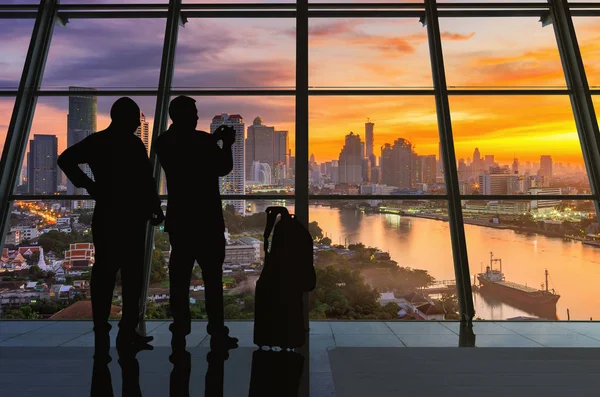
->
[1, 320, 600, 396]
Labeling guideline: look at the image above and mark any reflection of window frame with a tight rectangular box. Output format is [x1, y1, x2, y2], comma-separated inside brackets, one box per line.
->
[0, 1, 598, 334]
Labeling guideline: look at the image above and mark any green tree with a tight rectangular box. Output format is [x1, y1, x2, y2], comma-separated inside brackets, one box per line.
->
[28, 265, 43, 280]
[77, 211, 93, 225]
[320, 237, 332, 246]
[308, 221, 323, 240]
[154, 231, 170, 251]
[64, 275, 74, 285]
[223, 204, 244, 234]
[150, 248, 168, 284]
[27, 251, 40, 267]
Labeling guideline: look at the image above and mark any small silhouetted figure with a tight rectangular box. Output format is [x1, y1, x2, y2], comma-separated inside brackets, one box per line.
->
[58, 97, 164, 364]
[155, 95, 239, 356]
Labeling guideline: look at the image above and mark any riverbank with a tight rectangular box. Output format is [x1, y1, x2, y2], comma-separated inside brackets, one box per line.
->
[374, 209, 586, 241]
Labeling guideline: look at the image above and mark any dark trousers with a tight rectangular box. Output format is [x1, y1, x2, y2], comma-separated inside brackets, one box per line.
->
[91, 215, 146, 343]
[168, 232, 225, 336]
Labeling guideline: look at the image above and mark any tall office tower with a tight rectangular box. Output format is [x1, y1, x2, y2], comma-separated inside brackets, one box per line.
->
[27, 134, 58, 195]
[472, 147, 481, 173]
[436, 141, 444, 180]
[360, 142, 366, 159]
[331, 160, 339, 183]
[210, 113, 245, 214]
[338, 132, 363, 184]
[512, 158, 520, 174]
[365, 120, 375, 166]
[135, 111, 150, 154]
[380, 143, 394, 186]
[289, 149, 295, 177]
[396, 138, 414, 188]
[67, 86, 97, 209]
[381, 138, 413, 188]
[245, 117, 275, 176]
[371, 166, 381, 184]
[539, 155, 553, 178]
[361, 157, 371, 183]
[274, 130, 289, 179]
[419, 154, 437, 185]
[457, 158, 467, 183]
[484, 155, 495, 171]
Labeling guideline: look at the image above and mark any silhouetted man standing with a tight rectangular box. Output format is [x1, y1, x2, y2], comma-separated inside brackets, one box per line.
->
[155, 95, 238, 356]
[58, 97, 164, 363]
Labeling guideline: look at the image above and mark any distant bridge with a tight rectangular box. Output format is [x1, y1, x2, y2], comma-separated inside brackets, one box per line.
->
[418, 279, 477, 295]
[418, 280, 456, 294]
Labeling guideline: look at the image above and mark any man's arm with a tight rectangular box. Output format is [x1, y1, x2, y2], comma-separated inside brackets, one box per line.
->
[215, 141, 234, 177]
[57, 136, 96, 196]
[211, 126, 235, 176]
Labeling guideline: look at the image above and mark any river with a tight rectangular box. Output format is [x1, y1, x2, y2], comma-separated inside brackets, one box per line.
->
[248, 201, 600, 320]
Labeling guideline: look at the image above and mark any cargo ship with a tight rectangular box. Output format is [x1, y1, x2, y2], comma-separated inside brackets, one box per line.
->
[477, 252, 560, 307]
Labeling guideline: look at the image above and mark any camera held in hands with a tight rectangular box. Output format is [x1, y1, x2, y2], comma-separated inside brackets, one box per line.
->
[213, 124, 236, 145]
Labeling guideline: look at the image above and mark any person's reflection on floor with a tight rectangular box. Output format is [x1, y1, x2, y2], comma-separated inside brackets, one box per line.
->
[169, 350, 191, 397]
[459, 321, 476, 347]
[91, 359, 114, 397]
[249, 348, 304, 397]
[204, 343, 238, 397]
[119, 353, 143, 397]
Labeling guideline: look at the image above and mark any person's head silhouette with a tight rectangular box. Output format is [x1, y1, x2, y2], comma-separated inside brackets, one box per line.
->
[110, 97, 141, 133]
[169, 95, 198, 130]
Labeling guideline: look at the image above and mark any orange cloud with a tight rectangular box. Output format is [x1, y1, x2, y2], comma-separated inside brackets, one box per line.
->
[441, 31, 475, 41]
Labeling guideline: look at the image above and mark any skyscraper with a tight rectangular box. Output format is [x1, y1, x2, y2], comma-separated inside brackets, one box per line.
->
[135, 111, 150, 154]
[274, 130, 289, 180]
[245, 116, 275, 176]
[27, 134, 58, 195]
[472, 147, 481, 174]
[338, 132, 362, 184]
[539, 155, 553, 178]
[210, 113, 245, 214]
[381, 138, 413, 188]
[420, 154, 437, 185]
[67, 86, 97, 209]
[365, 120, 375, 167]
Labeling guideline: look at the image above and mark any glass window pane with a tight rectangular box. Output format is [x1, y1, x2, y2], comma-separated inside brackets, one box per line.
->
[4, 199, 95, 319]
[440, 18, 566, 88]
[465, 200, 599, 321]
[173, 19, 295, 89]
[161, 96, 294, 203]
[42, 19, 166, 89]
[309, 199, 459, 321]
[309, 19, 432, 89]
[14, 95, 156, 196]
[0, 19, 35, 90]
[309, 96, 444, 194]
[0, 97, 15, 153]
[594, 96, 599, 124]
[449, 95, 591, 195]
[573, 17, 600, 88]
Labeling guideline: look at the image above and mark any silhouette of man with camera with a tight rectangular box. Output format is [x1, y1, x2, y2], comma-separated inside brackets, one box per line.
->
[155, 95, 239, 358]
[58, 97, 164, 363]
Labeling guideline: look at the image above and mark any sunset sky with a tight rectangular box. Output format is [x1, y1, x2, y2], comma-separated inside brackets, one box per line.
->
[0, 3, 598, 170]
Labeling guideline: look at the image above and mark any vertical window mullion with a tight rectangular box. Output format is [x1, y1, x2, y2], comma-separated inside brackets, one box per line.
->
[296, 1, 309, 396]
[424, 0, 475, 323]
[139, 0, 182, 333]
